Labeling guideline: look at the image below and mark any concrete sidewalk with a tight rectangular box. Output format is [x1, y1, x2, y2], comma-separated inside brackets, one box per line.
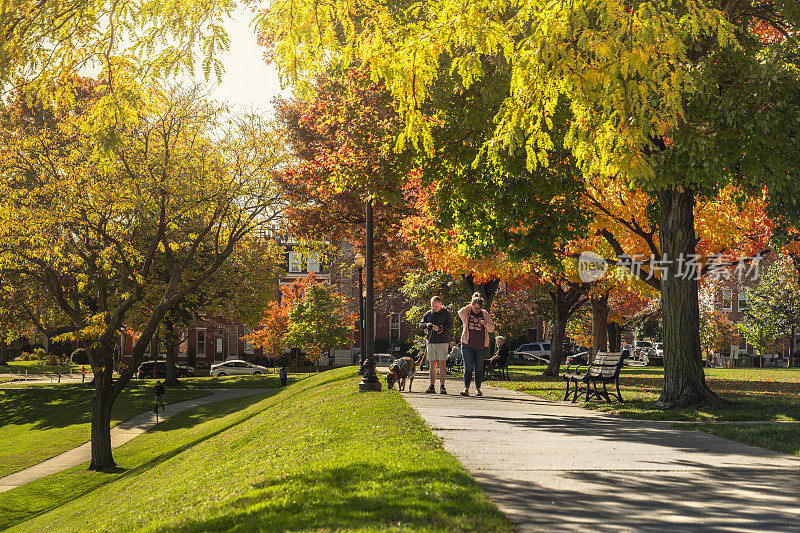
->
[0, 387, 272, 494]
[405, 378, 800, 532]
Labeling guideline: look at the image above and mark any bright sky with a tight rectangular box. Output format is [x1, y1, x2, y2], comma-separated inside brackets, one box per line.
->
[206, 10, 293, 115]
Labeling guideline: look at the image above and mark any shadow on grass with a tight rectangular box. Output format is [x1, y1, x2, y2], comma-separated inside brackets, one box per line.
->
[0, 391, 276, 531]
[166, 463, 507, 533]
[0, 384, 156, 430]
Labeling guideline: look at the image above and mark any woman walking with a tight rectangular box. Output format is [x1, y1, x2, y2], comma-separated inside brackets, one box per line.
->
[458, 293, 495, 397]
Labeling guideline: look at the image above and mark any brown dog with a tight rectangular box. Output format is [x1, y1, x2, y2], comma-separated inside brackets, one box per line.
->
[386, 355, 423, 391]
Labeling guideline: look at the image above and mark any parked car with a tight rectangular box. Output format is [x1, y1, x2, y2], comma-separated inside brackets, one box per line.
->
[565, 351, 589, 365]
[512, 342, 552, 364]
[210, 360, 271, 377]
[136, 360, 195, 379]
[650, 342, 664, 366]
[374, 354, 396, 366]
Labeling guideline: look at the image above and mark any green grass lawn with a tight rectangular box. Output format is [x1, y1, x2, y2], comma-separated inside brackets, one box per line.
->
[174, 372, 306, 389]
[490, 365, 800, 421]
[1, 360, 84, 375]
[685, 423, 800, 457]
[1, 367, 512, 532]
[0, 383, 209, 478]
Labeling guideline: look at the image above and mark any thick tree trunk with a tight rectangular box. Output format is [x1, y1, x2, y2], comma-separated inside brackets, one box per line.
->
[544, 315, 568, 376]
[658, 188, 724, 408]
[0, 339, 8, 366]
[165, 340, 178, 385]
[591, 294, 609, 355]
[89, 360, 116, 471]
[462, 275, 501, 312]
[607, 322, 622, 352]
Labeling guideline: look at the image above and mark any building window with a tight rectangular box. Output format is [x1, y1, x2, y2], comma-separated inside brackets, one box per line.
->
[179, 329, 189, 357]
[738, 289, 748, 312]
[228, 326, 239, 358]
[196, 329, 206, 356]
[288, 252, 303, 273]
[389, 313, 401, 342]
[244, 328, 254, 354]
[307, 253, 320, 273]
[722, 290, 732, 311]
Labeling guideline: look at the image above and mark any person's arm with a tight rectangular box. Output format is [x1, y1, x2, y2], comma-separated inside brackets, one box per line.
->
[483, 311, 495, 333]
[443, 309, 454, 338]
[458, 306, 469, 321]
[418, 311, 430, 331]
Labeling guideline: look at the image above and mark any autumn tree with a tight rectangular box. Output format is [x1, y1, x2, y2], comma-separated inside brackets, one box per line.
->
[260, 0, 800, 407]
[1, 0, 237, 88]
[0, 79, 284, 470]
[248, 273, 318, 364]
[285, 281, 355, 372]
[274, 67, 421, 288]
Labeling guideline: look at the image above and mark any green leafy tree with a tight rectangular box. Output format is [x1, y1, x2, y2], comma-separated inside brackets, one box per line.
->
[737, 321, 780, 368]
[260, 0, 800, 407]
[746, 255, 800, 363]
[0, 79, 284, 470]
[0, 0, 239, 88]
[285, 283, 355, 372]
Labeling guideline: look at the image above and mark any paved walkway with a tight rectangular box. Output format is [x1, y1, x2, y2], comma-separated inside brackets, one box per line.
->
[405, 378, 800, 532]
[0, 388, 272, 493]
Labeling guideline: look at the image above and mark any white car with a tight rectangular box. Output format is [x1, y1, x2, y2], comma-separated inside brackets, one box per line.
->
[512, 342, 552, 364]
[211, 360, 270, 377]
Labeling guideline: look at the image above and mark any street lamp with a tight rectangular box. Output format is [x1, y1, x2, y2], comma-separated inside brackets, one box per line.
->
[359, 197, 381, 392]
[354, 253, 366, 375]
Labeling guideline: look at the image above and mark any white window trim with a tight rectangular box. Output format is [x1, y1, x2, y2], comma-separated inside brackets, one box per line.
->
[389, 312, 401, 341]
[288, 251, 303, 273]
[738, 288, 748, 312]
[307, 253, 320, 273]
[722, 290, 733, 312]
[228, 326, 239, 358]
[196, 328, 206, 356]
[244, 327, 254, 354]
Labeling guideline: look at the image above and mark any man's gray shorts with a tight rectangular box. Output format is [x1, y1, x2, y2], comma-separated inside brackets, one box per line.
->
[426, 342, 449, 361]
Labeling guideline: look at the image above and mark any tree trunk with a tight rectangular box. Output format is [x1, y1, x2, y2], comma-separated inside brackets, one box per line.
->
[791, 325, 796, 367]
[591, 294, 609, 355]
[0, 339, 8, 366]
[89, 358, 116, 471]
[462, 275, 501, 311]
[607, 322, 622, 352]
[165, 340, 178, 385]
[657, 188, 724, 408]
[544, 314, 568, 376]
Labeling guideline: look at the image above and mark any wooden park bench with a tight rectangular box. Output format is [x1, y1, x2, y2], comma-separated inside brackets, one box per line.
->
[562, 352, 625, 403]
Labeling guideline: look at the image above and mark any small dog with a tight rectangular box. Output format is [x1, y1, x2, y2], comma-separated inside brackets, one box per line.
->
[386, 355, 423, 391]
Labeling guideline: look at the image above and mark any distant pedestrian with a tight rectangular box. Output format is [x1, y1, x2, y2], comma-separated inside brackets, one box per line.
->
[81, 366, 86, 383]
[484, 336, 509, 373]
[154, 381, 166, 411]
[458, 293, 495, 397]
[419, 296, 454, 394]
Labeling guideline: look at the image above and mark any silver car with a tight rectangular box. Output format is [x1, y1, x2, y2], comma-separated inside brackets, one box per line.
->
[211, 360, 270, 377]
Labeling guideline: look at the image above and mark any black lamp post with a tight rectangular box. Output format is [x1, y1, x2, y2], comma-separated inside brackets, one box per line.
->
[355, 253, 366, 375]
[359, 197, 381, 392]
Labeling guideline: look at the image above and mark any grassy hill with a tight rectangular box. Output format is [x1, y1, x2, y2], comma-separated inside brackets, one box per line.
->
[2, 368, 511, 532]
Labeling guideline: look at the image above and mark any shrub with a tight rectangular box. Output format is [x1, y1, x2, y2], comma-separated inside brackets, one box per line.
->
[44, 352, 62, 365]
[71, 348, 90, 364]
[33, 348, 46, 360]
[20, 351, 34, 361]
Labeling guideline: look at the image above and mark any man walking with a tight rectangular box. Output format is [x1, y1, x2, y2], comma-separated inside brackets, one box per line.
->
[419, 296, 454, 394]
[154, 381, 166, 412]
